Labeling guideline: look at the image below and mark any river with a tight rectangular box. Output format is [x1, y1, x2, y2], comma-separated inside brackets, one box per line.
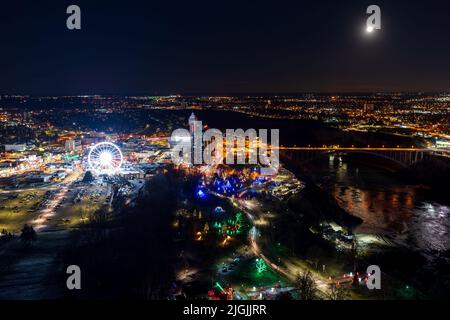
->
[306, 155, 450, 254]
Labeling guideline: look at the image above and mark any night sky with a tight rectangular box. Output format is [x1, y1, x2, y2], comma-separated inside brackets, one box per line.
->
[1, 0, 450, 95]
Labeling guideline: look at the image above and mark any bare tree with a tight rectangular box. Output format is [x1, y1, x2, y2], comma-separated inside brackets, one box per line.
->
[295, 271, 317, 300]
[20, 224, 37, 247]
[351, 237, 360, 286]
[328, 283, 349, 300]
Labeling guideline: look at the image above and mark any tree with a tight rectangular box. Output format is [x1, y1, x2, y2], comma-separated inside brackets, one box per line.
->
[351, 238, 360, 286]
[82, 170, 94, 182]
[328, 283, 349, 300]
[80, 205, 92, 222]
[295, 271, 317, 300]
[276, 292, 293, 300]
[255, 258, 267, 274]
[89, 207, 109, 226]
[20, 224, 37, 245]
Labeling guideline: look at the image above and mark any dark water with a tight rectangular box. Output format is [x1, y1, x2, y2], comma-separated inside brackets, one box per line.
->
[307, 155, 450, 253]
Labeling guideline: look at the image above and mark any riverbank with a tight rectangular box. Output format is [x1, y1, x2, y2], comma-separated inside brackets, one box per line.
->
[295, 155, 450, 299]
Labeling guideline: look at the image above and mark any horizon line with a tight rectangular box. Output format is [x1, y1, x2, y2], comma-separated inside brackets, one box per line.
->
[1, 91, 449, 97]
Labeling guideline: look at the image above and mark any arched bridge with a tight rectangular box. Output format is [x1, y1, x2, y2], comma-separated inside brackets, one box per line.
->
[280, 147, 450, 168]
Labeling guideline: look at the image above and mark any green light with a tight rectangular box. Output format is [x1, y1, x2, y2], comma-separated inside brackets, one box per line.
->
[215, 282, 226, 293]
[64, 154, 80, 161]
[255, 258, 267, 274]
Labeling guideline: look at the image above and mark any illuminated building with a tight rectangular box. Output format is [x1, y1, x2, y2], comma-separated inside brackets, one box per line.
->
[4, 144, 26, 152]
[65, 139, 82, 151]
[189, 112, 197, 134]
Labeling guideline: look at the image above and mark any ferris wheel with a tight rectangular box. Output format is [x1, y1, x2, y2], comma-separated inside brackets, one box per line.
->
[87, 142, 123, 175]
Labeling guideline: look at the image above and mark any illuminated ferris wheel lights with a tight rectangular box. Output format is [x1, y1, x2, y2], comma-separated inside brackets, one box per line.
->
[88, 142, 123, 175]
[99, 151, 113, 166]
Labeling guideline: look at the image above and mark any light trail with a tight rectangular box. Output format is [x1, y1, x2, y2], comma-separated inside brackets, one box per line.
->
[32, 187, 69, 231]
[223, 194, 333, 297]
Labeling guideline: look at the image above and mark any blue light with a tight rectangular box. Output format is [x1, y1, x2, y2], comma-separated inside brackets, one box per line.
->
[215, 206, 226, 214]
[196, 187, 208, 199]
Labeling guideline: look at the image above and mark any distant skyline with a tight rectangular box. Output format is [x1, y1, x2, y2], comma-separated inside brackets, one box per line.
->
[2, 0, 450, 95]
[2, 91, 450, 97]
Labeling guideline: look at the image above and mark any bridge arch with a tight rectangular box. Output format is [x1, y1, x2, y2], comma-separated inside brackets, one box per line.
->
[280, 148, 429, 169]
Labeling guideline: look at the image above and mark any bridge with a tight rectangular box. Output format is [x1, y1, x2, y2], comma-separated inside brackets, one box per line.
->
[279, 147, 450, 168]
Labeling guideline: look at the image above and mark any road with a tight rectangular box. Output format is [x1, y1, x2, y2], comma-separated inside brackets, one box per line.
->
[207, 189, 333, 297]
[237, 198, 332, 297]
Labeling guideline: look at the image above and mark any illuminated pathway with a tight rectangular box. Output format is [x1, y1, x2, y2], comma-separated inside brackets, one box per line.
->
[239, 200, 332, 297]
[208, 189, 332, 297]
[32, 187, 69, 231]
[31, 169, 84, 231]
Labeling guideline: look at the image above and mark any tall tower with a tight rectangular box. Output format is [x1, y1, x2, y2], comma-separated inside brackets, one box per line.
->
[189, 112, 197, 134]
[188, 112, 201, 165]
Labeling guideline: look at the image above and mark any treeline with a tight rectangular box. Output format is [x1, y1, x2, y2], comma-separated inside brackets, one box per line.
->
[60, 170, 181, 299]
